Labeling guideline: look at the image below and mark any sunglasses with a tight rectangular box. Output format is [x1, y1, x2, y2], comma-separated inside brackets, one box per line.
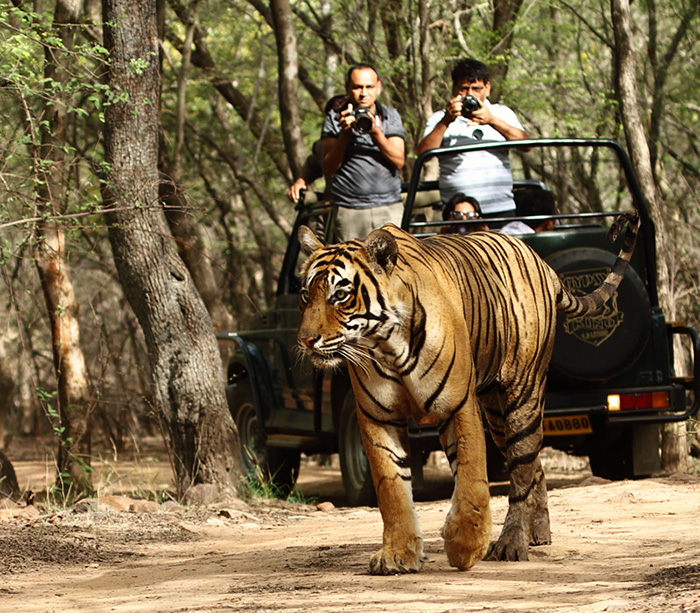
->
[449, 210, 481, 220]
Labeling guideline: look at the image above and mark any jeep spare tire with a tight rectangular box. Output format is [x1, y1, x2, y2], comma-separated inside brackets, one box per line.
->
[546, 247, 651, 382]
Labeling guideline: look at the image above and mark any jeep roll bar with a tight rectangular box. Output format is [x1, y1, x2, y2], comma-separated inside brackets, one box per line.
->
[403, 138, 659, 307]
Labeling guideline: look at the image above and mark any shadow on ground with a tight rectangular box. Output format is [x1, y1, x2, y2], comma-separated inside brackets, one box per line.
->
[295, 453, 589, 508]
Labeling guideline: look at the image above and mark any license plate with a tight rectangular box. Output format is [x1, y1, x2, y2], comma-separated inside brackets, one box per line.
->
[543, 414, 593, 436]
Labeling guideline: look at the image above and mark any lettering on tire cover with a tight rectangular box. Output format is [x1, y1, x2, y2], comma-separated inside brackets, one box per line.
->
[561, 267, 624, 347]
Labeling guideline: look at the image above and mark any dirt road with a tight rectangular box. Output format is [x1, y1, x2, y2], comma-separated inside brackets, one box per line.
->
[2, 456, 700, 613]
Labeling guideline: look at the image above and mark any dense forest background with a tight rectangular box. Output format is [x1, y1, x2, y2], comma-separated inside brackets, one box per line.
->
[0, 0, 698, 497]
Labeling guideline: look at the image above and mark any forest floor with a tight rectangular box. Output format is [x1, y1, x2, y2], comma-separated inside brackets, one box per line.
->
[1, 438, 700, 613]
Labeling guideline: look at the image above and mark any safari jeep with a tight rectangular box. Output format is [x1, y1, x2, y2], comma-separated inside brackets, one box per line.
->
[219, 138, 700, 505]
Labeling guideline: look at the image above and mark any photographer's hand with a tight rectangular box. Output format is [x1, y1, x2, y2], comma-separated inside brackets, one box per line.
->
[365, 109, 403, 170]
[287, 177, 307, 203]
[367, 110, 380, 136]
[465, 99, 491, 126]
[469, 103, 529, 142]
[339, 104, 356, 132]
[416, 96, 461, 154]
[444, 96, 463, 123]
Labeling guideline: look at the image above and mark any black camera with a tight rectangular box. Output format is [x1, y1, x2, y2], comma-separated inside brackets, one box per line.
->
[461, 95, 480, 118]
[353, 107, 374, 133]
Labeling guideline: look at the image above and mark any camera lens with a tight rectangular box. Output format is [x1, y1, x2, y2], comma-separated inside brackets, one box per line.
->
[461, 95, 480, 118]
[353, 108, 373, 134]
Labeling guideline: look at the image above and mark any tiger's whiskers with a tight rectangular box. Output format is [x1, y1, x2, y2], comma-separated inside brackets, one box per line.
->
[340, 344, 375, 376]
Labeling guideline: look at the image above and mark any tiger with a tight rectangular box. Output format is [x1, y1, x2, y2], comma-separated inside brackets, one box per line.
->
[296, 210, 639, 575]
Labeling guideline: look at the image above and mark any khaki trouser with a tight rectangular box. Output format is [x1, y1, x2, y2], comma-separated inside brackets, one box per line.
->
[333, 202, 404, 242]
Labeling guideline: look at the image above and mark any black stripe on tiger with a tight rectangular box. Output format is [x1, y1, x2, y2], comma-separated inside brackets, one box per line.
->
[423, 339, 457, 412]
[505, 413, 543, 448]
[375, 444, 411, 471]
[507, 449, 541, 474]
[357, 401, 408, 428]
[436, 384, 471, 436]
[508, 465, 545, 505]
[352, 370, 395, 415]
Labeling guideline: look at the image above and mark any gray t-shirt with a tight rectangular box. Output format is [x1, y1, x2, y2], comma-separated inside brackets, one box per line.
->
[322, 103, 404, 208]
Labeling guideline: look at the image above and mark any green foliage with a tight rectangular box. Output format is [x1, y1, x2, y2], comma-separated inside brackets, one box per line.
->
[237, 463, 315, 505]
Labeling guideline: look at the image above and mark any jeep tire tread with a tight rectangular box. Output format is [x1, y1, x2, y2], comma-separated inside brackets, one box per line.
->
[229, 382, 300, 498]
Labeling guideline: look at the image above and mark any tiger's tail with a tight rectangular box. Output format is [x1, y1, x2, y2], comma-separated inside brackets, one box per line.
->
[555, 209, 640, 317]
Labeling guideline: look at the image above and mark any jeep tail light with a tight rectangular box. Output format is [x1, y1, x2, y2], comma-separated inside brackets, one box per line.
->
[607, 391, 670, 411]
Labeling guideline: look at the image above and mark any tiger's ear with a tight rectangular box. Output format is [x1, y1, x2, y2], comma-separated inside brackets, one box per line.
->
[298, 225, 324, 255]
[364, 229, 398, 274]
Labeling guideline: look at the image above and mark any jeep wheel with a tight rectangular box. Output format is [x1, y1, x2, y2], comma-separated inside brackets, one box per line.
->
[338, 392, 376, 506]
[587, 425, 659, 481]
[229, 383, 300, 497]
[587, 429, 636, 480]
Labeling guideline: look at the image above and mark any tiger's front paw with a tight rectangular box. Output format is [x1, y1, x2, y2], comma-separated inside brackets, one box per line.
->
[485, 530, 529, 561]
[442, 509, 490, 570]
[368, 540, 425, 575]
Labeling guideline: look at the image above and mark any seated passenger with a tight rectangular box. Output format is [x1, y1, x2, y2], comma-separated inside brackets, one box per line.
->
[439, 193, 489, 234]
[501, 188, 557, 235]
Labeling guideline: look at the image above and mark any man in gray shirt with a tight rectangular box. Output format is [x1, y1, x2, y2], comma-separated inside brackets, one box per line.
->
[322, 64, 406, 241]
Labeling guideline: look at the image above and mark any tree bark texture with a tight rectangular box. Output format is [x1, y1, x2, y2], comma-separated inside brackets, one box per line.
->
[0, 344, 15, 449]
[160, 175, 235, 334]
[34, 0, 93, 497]
[34, 230, 93, 493]
[610, 0, 686, 472]
[270, 0, 306, 177]
[102, 0, 242, 496]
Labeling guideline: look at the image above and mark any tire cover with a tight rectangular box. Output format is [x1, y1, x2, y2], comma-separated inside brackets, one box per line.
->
[546, 248, 651, 382]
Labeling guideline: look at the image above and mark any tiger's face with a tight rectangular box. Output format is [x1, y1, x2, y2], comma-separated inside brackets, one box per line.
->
[296, 226, 401, 372]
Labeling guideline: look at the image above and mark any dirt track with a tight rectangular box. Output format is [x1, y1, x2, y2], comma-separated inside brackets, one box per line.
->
[2, 455, 700, 613]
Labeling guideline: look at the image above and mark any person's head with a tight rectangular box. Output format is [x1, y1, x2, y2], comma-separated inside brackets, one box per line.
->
[451, 58, 491, 104]
[345, 64, 382, 109]
[442, 194, 488, 233]
[515, 188, 557, 232]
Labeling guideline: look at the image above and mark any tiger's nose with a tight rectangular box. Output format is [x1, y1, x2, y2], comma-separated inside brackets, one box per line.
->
[298, 335, 317, 348]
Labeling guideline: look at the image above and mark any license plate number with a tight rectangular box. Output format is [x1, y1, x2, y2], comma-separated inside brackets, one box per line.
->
[543, 415, 592, 436]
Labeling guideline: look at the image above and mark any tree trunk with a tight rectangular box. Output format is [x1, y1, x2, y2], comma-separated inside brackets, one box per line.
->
[0, 337, 19, 501]
[33, 0, 93, 498]
[489, 0, 526, 100]
[0, 343, 15, 450]
[101, 0, 242, 497]
[156, 1, 234, 335]
[610, 0, 687, 472]
[160, 178, 235, 334]
[34, 229, 93, 494]
[270, 0, 306, 177]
